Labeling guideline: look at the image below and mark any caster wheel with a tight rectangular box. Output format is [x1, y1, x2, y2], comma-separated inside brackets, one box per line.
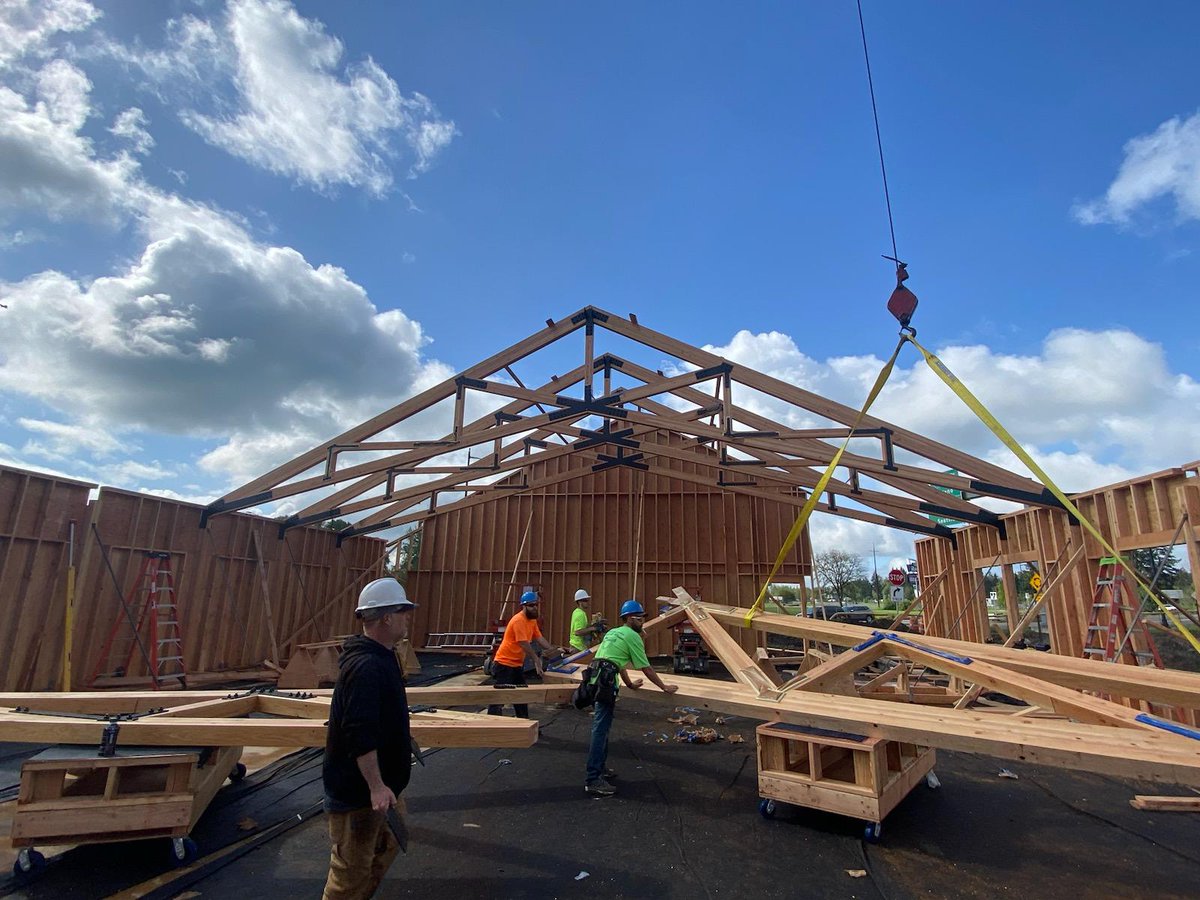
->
[863, 822, 882, 843]
[229, 761, 248, 782]
[13, 848, 46, 878]
[758, 798, 777, 819]
[170, 837, 199, 865]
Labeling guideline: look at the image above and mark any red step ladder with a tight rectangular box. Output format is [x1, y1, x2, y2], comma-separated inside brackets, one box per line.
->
[90, 551, 187, 689]
[1082, 556, 1165, 668]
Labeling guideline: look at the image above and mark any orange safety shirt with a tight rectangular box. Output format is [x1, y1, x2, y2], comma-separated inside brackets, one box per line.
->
[494, 610, 544, 668]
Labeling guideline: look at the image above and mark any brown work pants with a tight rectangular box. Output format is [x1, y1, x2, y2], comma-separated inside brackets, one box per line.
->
[321, 800, 404, 900]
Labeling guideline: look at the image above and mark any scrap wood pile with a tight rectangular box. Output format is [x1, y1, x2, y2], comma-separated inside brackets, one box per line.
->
[548, 588, 1200, 787]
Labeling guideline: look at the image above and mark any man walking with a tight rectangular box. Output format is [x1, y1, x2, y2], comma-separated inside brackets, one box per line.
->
[585, 599, 677, 797]
[487, 590, 559, 717]
[322, 577, 416, 900]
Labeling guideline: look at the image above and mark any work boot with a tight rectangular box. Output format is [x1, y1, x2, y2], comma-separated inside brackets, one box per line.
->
[585, 777, 616, 796]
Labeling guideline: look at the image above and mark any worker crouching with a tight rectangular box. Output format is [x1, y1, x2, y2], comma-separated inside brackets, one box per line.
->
[322, 577, 416, 900]
[584, 600, 678, 796]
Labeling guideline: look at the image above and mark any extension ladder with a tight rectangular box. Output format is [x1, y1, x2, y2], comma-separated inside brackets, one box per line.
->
[1082, 557, 1163, 668]
[90, 551, 188, 689]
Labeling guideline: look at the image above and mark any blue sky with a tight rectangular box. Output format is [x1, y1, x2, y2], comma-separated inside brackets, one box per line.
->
[1, 0, 1198, 564]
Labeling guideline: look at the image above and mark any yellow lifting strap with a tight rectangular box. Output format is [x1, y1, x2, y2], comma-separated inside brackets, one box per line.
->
[744, 335, 907, 626]
[905, 333, 1200, 657]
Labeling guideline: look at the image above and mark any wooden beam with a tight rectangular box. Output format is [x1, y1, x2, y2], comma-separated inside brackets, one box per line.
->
[0, 710, 538, 748]
[545, 668, 1200, 786]
[782, 641, 888, 695]
[687, 601, 1200, 709]
[673, 588, 779, 697]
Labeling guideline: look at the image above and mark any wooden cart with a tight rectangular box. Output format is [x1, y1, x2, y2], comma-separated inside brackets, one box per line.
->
[10, 744, 243, 877]
[756, 721, 936, 841]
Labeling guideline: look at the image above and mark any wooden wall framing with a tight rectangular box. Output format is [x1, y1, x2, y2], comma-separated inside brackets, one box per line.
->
[407, 434, 812, 655]
[0, 465, 387, 691]
[915, 462, 1200, 658]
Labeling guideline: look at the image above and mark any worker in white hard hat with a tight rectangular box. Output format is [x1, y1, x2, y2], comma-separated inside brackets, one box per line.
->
[322, 577, 417, 900]
[568, 588, 592, 652]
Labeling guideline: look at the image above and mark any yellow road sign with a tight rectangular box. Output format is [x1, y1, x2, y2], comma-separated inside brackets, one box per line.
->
[1029, 572, 1043, 592]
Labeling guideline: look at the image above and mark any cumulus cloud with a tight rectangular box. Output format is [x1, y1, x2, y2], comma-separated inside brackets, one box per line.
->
[0, 224, 451, 440]
[0, 58, 139, 224]
[108, 0, 457, 194]
[0, 0, 98, 69]
[693, 327, 1200, 562]
[705, 328, 1199, 489]
[0, 14, 455, 493]
[1074, 110, 1200, 226]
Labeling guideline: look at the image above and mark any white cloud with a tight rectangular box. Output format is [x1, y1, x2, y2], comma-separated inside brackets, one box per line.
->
[0, 59, 139, 224]
[0, 0, 98, 69]
[112, 0, 457, 195]
[0, 33, 454, 492]
[17, 417, 132, 457]
[1074, 110, 1200, 226]
[699, 327, 1200, 561]
[109, 107, 154, 154]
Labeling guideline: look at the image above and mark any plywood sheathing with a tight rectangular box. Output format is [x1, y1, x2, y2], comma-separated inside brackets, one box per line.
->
[408, 432, 811, 655]
[0, 466, 387, 691]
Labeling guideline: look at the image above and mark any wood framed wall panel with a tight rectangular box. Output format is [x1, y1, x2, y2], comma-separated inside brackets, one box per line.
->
[408, 435, 810, 656]
[0, 467, 385, 690]
[917, 463, 1200, 663]
[0, 467, 95, 691]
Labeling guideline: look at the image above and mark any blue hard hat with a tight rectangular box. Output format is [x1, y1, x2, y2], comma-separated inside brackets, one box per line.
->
[520, 590, 539, 605]
[619, 599, 644, 618]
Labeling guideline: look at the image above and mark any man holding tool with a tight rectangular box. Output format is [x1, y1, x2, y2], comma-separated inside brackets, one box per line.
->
[487, 590, 561, 717]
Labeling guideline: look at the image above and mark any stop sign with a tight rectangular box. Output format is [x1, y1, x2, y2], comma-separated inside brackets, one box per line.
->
[888, 568, 906, 586]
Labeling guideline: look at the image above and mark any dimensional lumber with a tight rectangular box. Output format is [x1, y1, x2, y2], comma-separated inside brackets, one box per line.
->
[687, 602, 1200, 711]
[543, 667, 1200, 786]
[201, 307, 1084, 654]
[0, 465, 388, 691]
[0, 691, 543, 749]
[546, 589, 1200, 787]
[915, 462, 1200, 657]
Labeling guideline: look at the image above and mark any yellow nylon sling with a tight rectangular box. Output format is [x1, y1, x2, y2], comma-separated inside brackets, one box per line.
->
[745, 336, 906, 626]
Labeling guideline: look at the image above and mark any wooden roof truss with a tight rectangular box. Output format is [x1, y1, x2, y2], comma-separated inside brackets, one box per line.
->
[203, 307, 1064, 541]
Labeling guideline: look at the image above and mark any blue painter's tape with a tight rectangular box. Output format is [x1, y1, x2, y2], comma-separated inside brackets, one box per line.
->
[1135, 713, 1200, 741]
[879, 632, 974, 665]
[851, 632, 887, 653]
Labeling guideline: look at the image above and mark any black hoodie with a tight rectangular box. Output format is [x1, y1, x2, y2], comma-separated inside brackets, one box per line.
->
[323, 634, 412, 812]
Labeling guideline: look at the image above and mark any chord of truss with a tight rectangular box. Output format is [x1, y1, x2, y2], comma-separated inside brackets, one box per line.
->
[204, 307, 1064, 534]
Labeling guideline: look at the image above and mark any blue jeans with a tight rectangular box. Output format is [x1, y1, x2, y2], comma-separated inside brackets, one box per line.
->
[586, 698, 615, 783]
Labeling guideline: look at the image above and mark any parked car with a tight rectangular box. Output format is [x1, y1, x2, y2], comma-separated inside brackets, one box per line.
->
[840, 604, 876, 626]
[803, 603, 847, 621]
[799, 603, 876, 625]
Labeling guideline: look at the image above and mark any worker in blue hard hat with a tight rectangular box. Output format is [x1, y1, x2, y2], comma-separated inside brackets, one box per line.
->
[584, 599, 677, 797]
[487, 589, 561, 717]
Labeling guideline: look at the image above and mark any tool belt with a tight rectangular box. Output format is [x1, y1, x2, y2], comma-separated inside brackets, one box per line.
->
[572, 659, 620, 709]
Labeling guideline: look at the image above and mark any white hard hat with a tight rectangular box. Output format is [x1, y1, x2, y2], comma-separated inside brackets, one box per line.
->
[574, 588, 590, 602]
[356, 578, 416, 614]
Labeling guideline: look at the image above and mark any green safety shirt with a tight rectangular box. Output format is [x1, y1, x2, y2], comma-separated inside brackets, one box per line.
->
[594, 625, 651, 671]
[569, 606, 589, 651]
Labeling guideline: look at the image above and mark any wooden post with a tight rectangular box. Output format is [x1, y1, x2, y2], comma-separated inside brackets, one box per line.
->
[250, 530, 281, 666]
